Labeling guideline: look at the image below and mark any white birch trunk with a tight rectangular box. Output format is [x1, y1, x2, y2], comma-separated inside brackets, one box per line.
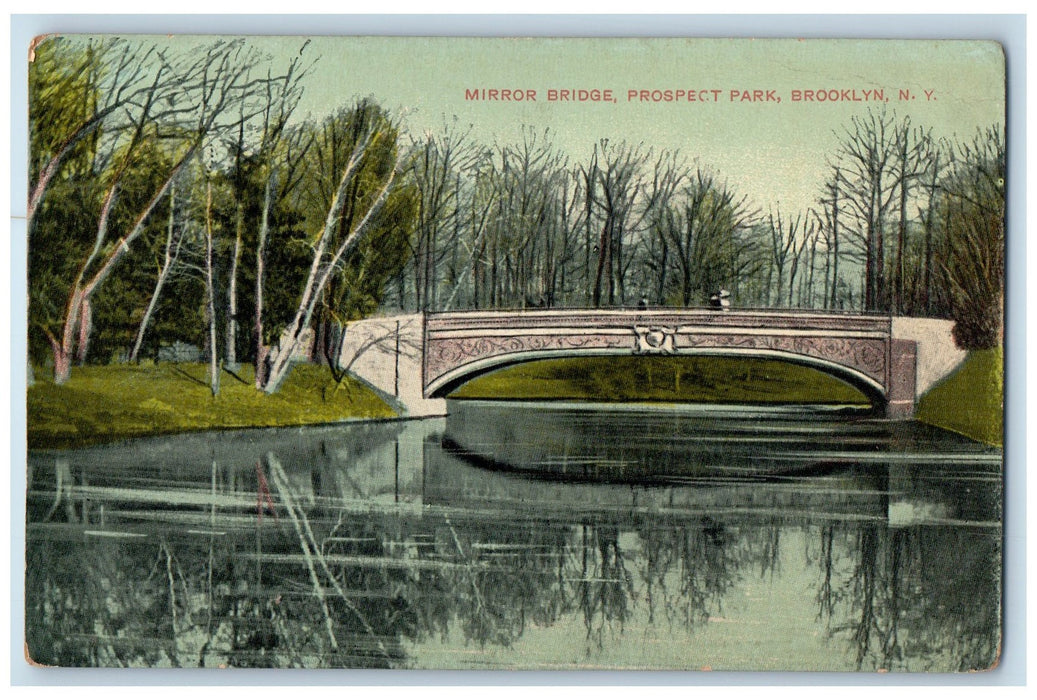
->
[254, 171, 274, 389]
[204, 180, 220, 397]
[261, 129, 401, 395]
[226, 203, 243, 370]
[129, 183, 181, 363]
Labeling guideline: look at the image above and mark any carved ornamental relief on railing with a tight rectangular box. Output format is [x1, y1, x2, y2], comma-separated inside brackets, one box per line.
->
[677, 333, 887, 382]
[425, 321, 889, 388]
[425, 333, 630, 385]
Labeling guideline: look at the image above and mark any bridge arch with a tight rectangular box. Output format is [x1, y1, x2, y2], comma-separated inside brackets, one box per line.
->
[426, 346, 888, 409]
[341, 309, 925, 417]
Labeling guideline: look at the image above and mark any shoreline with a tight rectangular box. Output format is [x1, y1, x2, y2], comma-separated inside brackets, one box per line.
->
[27, 350, 1002, 451]
[26, 363, 398, 451]
[914, 348, 1003, 447]
[25, 411, 444, 454]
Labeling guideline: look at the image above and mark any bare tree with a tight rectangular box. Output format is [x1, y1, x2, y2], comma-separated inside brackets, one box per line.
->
[818, 167, 843, 309]
[655, 169, 757, 306]
[455, 128, 569, 310]
[639, 150, 690, 304]
[495, 128, 567, 307]
[261, 103, 408, 394]
[127, 180, 190, 362]
[802, 212, 826, 308]
[408, 121, 478, 311]
[765, 206, 802, 308]
[915, 143, 948, 315]
[41, 40, 266, 383]
[585, 140, 653, 306]
[440, 150, 501, 311]
[543, 163, 587, 307]
[833, 108, 902, 312]
[28, 38, 170, 230]
[783, 212, 816, 308]
[891, 118, 934, 314]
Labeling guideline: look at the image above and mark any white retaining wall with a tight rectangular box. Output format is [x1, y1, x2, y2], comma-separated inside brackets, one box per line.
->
[892, 317, 967, 397]
[340, 314, 446, 417]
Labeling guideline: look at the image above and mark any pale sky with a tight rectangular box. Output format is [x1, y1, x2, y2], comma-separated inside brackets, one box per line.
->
[55, 36, 1007, 216]
[285, 37, 1005, 215]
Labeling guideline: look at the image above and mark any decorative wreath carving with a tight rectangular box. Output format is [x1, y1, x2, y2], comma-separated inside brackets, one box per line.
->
[633, 326, 676, 355]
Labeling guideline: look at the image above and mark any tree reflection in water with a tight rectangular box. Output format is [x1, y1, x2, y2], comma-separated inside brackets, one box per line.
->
[812, 522, 1000, 672]
[633, 517, 785, 637]
[25, 418, 1001, 670]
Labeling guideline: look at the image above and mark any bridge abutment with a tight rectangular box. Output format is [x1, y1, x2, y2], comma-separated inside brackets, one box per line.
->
[886, 338, 918, 418]
[340, 314, 446, 417]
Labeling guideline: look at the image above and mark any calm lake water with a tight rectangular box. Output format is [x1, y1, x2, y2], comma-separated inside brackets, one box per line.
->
[25, 401, 1002, 671]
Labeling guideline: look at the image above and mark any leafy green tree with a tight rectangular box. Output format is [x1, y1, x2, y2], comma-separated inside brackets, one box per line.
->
[28, 37, 161, 229]
[30, 38, 267, 383]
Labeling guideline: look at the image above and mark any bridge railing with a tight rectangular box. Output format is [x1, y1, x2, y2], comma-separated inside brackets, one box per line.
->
[425, 304, 891, 318]
[424, 307, 893, 335]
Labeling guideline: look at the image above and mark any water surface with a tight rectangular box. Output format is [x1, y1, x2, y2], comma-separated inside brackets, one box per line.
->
[25, 402, 1002, 671]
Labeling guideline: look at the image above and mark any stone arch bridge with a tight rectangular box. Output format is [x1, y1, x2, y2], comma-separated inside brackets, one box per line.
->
[338, 309, 966, 418]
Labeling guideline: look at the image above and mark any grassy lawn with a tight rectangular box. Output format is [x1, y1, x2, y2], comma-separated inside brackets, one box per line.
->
[448, 355, 871, 405]
[915, 347, 1004, 447]
[28, 363, 396, 449]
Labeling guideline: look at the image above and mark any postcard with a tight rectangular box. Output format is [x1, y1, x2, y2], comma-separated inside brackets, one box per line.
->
[25, 36, 1004, 671]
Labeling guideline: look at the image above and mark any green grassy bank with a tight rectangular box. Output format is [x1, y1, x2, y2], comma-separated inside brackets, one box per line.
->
[915, 347, 1004, 447]
[28, 351, 1002, 450]
[449, 355, 870, 405]
[28, 363, 396, 450]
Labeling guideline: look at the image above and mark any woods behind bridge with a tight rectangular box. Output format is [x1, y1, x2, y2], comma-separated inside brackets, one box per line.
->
[28, 37, 1005, 394]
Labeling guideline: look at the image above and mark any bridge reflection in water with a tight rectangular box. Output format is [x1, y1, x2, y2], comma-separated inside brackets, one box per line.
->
[25, 405, 1001, 670]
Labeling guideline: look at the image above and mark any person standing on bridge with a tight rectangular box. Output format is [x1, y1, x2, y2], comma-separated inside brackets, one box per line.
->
[709, 289, 731, 310]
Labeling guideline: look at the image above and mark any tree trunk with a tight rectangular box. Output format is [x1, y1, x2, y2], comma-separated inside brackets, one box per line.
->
[49, 333, 74, 386]
[922, 154, 939, 314]
[226, 202, 244, 370]
[829, 179, 840, 309]
[472, 232, 482, 310]
[607, 220, 616, 306]
[52, 349, 73, 385]
[656, 236, 669, 305]
[490, 236, 498, 308]
[583, 160, 596, 306]
[592, 222, 609, 307]
[28, 106, 116, 231]
[895, 139, 909, 314]
[875, 218, 886, 312]
[807, 235, 818, 308]
[50, 146, 195, 383]
[262, 138, 400, 394]
[204, 180, 220, 397]
[130, 268, 171, 363]
[130, 184, 180, 363]
[74, 296, 92, 365]
[787, 256, 799, 308]
[254, 172, 274, 389]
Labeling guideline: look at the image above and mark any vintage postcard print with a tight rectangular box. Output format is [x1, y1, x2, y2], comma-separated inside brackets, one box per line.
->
[25, 36, 1005, 671]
